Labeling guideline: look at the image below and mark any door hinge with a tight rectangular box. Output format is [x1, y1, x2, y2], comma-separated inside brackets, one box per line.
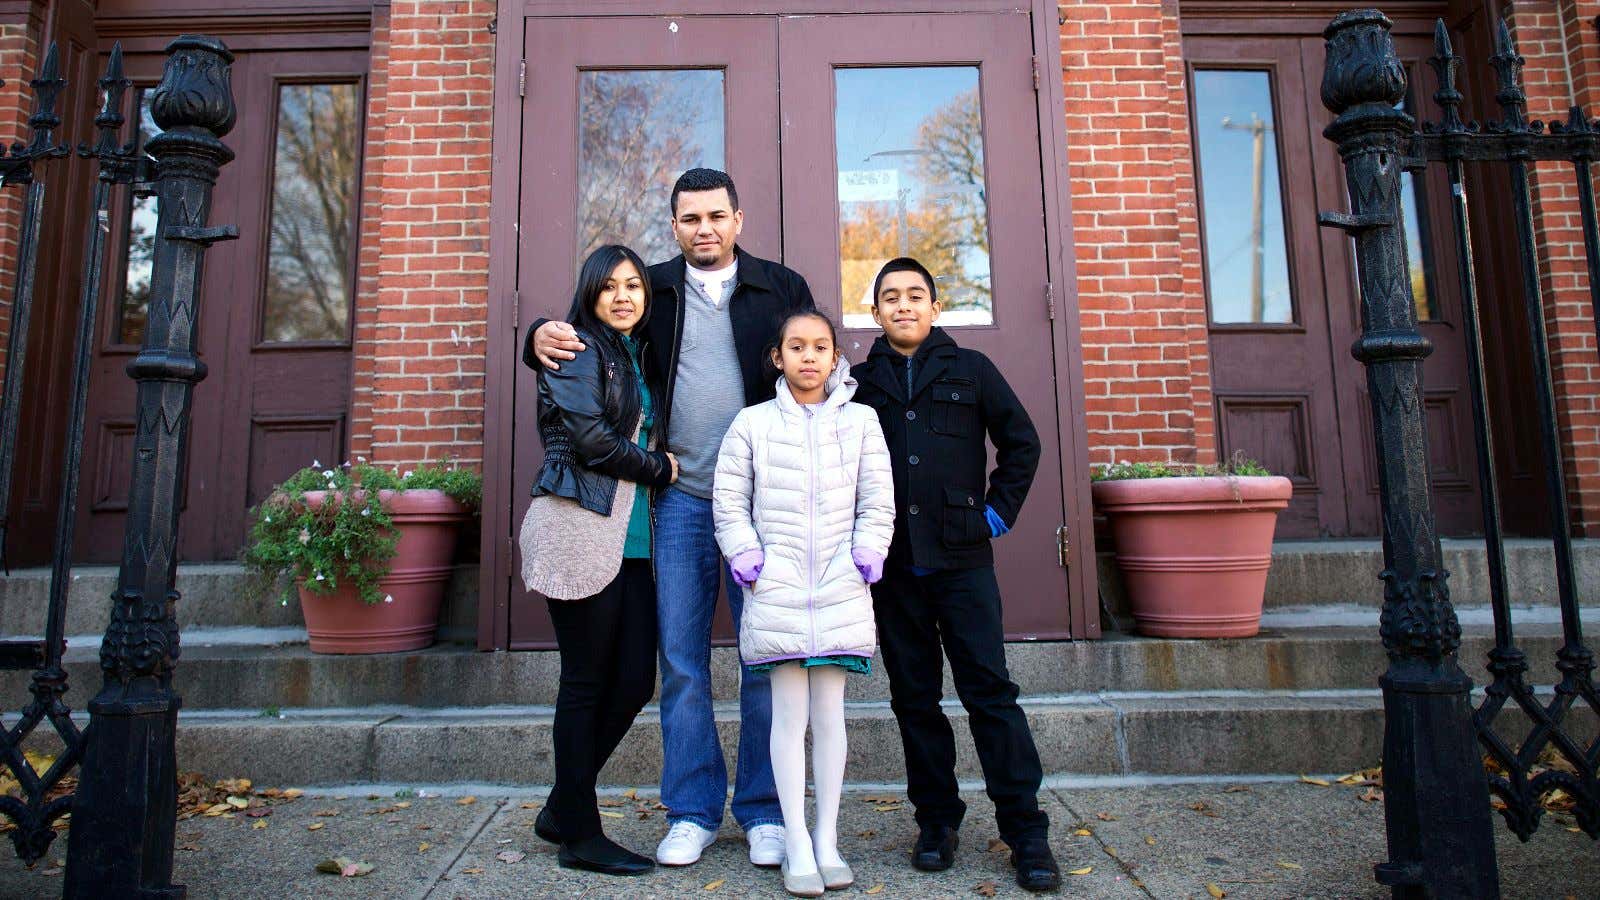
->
[506, 535, 514, 560]
[512, 289, 520, 330]
[519, 59, 527, 98]
[1056, 525, 1071, 568]
[1032, 55, 1041, 92]
[1045, 281, 1056, 320]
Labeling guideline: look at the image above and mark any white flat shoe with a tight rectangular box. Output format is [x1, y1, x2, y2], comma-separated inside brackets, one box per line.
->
[781, 858, 825, 897]
[820, 862, 854, 890]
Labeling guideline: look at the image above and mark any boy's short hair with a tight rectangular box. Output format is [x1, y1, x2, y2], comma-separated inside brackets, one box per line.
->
[671, 168, 741, 216]
[871, 257, 937, 306]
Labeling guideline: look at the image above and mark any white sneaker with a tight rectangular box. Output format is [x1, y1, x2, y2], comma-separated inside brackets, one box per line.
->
[747, 823, 786, 867]
[656, 820, 717, 866]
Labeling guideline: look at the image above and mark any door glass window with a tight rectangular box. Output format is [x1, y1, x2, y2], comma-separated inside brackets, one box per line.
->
[1398, 89, 1438, 321]
[1192, 69, 1295, 324]
[115, 89, 159, 345]
[577, 69, 725, 266]
[261, 81, 361, 344]
[834, 66, 992, 328]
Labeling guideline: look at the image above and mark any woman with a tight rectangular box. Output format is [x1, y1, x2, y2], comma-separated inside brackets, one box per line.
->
[519, 244, 678, 875]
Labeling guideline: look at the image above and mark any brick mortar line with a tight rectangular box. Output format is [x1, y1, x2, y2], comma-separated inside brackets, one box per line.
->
[411, 795, 504, 900]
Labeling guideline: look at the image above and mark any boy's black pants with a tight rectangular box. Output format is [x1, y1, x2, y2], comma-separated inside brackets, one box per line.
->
[871, 563, 1048, 842]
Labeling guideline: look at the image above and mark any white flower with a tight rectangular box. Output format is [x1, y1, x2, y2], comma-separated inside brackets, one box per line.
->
[361, 508, 371, 517]
[312, 459, 321, 468]
[314, 572, 325, 582]
[264, 515, 271, 524]
[322, 469, 335, 479]
[280, 598, 288, 607]
[383, 594, 394, 604]
[357, 456, 367, 463]
[298, 528, 311, 545]
[402, 470, 414, 479]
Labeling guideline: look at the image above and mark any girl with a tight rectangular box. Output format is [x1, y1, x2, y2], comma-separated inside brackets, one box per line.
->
[518, 244, 678, 876]
[713, 311, 895, 897]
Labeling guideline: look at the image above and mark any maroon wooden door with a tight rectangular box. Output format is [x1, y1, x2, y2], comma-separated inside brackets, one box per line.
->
[75, 47, 366, 562]
[1184, 29, 1482, 538]
[777, 11, 1074, 638]
[509, 16, 780, 648]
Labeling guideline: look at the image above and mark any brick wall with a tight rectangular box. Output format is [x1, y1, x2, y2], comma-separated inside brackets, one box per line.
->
[357, 0, 495, 470]
[0, 14, 42, 389]
[1058, 0, 1214, 470]
[1508, 0, 1600, 533]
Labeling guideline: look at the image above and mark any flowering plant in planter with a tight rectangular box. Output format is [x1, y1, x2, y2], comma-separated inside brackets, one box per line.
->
[244, 460, 481, 654]
[1090, 453, 1289, 638]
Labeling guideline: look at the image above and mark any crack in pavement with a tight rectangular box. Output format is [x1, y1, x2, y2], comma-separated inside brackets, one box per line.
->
[412, 796, 505, 900]
[1052, 787, 1158, 898]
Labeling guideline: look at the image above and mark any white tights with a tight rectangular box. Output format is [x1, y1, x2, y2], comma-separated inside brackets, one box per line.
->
[768, 662, 848, 875]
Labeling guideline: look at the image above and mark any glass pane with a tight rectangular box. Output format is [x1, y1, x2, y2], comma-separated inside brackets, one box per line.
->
[577, 70, 725, 266]
[835, 67, 991, 328]
[261, 82, 360, 343]
[1399, 90, 1439, 321]
[115, 89, 160, 345]
[1193, 69, 1295, 324]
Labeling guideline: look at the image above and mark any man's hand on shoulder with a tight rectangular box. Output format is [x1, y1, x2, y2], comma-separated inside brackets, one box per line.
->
[533, 320, 586, 370]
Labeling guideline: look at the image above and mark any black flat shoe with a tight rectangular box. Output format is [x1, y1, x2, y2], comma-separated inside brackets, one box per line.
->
[558, 835, 654, 876]
[912, 824, 958, 872]
[1009, 836, 1061, 892]
[534, 807, 561, 845]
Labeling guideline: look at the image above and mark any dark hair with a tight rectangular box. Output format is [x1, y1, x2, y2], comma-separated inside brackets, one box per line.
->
[871, 256, 937, 307]
[765, 311, 840, 381]
[670, 168, 740, 216]
[565, 244, 652, 336]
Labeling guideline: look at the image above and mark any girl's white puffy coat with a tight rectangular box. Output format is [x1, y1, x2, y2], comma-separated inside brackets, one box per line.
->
[713, 361, 895, 665]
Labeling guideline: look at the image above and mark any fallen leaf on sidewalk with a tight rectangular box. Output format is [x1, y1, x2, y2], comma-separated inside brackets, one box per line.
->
[456, 796, 477, 806]
[176, 843, 201, 852]
[201, 804, 230, 817]
[1068, 866, 1093, 876]
[865, 885, 885, 895]
[1072, 827, 1092, 836]
[1104, 846, 1118, 857]
[1095, 812, 1116, 821]
[624, 788, 639, 800]
[460, 867, 483, 875]
[599, 810, 623, 819]
[1276, 860, 1301, 870]
[973, 881, 997, 897]
[703, 879, 725, 890]
[419, 842, 432, 853]
[1298, 775, 1330, 787]
[1223, 785, 1251, 794]
[394, 801, 411, 809]
[1145, 836, 1156, 846]
[872, 803, 902, 812]
[39, 868, 60, 877]
[1205, 884, 1226, 898]
[243, 808, 271, 819]
[1359, 787, 1383, 803]
[283, 788, 305, 800]
[366, 806, 400, 816]
[226, 796, 249, 809]
[857, 829, 877, 838]
[306, 823, 324, 831]
[313, 809, 340, 817]
[496, 850, 525, 864]
[1188, 801, 1219, 818]
[251, 820, 268, 831]
[315, 857, 374, 878]
[598, 798, 623, 807]
[986, 838, 1007, 853]
[519, 802, 540, 810]
[860, 794, 900, 803]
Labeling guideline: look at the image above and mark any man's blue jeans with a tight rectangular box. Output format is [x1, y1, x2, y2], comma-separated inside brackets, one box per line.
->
[653, 487, 782, 831]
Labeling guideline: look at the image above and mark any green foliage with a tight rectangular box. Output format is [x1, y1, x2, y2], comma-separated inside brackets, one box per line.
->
[243, 458, 483, 607]
[1092, 451, 1272, 482]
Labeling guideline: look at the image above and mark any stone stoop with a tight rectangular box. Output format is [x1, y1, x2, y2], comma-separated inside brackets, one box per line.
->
[2, 539, 1594, 788]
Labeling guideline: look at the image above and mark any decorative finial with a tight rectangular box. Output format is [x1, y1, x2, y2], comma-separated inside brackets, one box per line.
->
[24, 42, 65, 156]
[1428, 19, 1465, 132]
[88, 44, 132, 160]
[1321, 10, 1407, 120]
[1489, 16, 1527, 131]
[148, 35, 237, 141]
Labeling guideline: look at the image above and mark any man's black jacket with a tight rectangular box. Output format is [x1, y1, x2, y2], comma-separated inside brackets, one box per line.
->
[640, 246, 814, 443]
[852, 327, 1041, 570]
[528, 245, 814, 451]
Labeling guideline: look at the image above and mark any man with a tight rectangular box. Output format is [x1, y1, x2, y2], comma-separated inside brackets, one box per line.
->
[530, 168, 815, 868]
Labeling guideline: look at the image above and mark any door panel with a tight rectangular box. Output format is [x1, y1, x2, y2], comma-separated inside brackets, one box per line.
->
[778, 11, 1073, 638]
[511, 16, 780, 647]
[75, 47, 364, 562]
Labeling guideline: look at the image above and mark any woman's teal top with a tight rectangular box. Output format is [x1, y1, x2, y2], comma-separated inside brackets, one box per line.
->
[621, 333, 654, 559]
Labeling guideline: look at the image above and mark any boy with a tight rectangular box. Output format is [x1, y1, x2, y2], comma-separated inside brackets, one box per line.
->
[852, 257, 1059, 892]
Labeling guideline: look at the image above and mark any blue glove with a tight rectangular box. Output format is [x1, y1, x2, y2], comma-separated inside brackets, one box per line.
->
[985, 505, 1010, 539]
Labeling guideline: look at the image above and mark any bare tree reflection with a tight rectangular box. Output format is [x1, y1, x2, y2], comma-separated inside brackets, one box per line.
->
[577, 71, 724, 266]
[263, 83, 359, 342]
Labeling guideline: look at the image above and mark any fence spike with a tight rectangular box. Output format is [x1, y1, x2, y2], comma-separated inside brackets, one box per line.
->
[24, 43, 64, 157]
[1489, 16, 1527, 131]
[88, 44, 131, 160]
[1428, 19, 1464, 133]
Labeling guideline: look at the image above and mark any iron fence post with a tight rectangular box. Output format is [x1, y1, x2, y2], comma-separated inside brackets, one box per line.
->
[1317, 10, 1500, 897]
[63, 35, 236, 899]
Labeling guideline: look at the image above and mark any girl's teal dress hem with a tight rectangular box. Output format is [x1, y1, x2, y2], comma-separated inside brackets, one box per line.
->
[748, 655, 872, 675]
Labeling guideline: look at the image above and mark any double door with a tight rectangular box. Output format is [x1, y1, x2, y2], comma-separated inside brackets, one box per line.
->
[500, 10, 1087, 647]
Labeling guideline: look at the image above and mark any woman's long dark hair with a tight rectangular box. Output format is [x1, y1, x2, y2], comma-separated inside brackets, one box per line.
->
[565, 244, 652, 336]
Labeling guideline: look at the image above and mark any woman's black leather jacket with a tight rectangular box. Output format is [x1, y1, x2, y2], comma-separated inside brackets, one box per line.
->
[523, 324, 673, 515]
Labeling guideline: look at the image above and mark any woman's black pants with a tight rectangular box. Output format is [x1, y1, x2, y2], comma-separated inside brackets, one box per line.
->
[546, 558, 658, 841]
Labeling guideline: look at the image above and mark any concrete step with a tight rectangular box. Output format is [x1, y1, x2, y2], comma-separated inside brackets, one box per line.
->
[4, 538, 1593, 640]
[14, 690, 1590, 787]
[3, 622, 1579, 712]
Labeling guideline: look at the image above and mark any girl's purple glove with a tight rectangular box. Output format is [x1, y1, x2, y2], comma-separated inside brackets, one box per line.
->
[729, 549, 764, 588]
[852, 548, 885, 585]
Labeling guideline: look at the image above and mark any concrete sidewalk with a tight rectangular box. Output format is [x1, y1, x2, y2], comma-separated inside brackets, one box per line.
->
[0, 779, 1591, 899]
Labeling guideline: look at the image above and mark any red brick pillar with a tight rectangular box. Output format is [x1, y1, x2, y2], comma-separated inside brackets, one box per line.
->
[0, 5, 44, 388]
[1059, 0, 1215, 470]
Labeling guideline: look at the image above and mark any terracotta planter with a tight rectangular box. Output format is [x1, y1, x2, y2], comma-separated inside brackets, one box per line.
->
[1091, 475, 1293, 638]
[297, 489, 469, 654]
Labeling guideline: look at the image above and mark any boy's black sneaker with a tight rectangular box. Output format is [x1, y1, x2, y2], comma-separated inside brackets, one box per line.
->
[1010, 836, 1061, 892]
[558, 835, 654, 876]
[911, 825, 958, 871]
[534, 807, 561, 844]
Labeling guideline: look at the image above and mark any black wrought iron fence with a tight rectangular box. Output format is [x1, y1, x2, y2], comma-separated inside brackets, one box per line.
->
[1320, 9, 1599, 896]
[0, 34, 236, 897]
